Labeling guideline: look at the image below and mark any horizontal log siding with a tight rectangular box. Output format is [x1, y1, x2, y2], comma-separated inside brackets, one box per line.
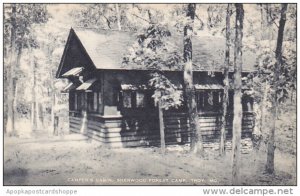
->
[68, 111, 254, 148]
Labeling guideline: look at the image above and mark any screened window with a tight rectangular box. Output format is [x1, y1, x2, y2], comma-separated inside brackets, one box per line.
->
[98, 92, 102, 105]
[86, 92, 101, 112]
[93, 93, 98, 111]
[196, 90, 223, 113]
[136, 91, 146, 108]
[76, 92, 83, 111]
[123, 91, 132, 108]
[69, 92, 76, 110]
[121, 91, 148, 109]
[87, 92, 93, 111]
[242, 95, 253, 112]
[74, 93, 78, 110]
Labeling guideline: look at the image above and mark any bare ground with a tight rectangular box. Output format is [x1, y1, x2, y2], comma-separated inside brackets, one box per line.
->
[4, 132, 296, 186]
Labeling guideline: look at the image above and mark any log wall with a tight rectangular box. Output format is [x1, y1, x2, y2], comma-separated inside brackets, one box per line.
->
[69, 111, 254, 148]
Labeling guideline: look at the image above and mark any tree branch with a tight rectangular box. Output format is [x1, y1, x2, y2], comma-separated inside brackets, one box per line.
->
[102, 15, 111, 29]
[262, 6, 279, 28]
[130, 13, 152, 24]
[269, 14, 279, 28]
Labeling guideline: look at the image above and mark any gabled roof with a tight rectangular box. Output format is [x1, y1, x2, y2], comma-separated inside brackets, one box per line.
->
[60, 28, 256, 73]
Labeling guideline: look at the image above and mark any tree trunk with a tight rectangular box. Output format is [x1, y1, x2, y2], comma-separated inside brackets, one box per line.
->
[183, 4, 203, 155]
[115, 4, 122, 31]
[260, 4, 271, 40]
[50, 87, 56, 134]
[38, 103, 44, 129]
[6, 4, 17, 135]
[51, 89, 56, 135]
[266, 3, 287, 174]
[232, 3, 244, 185]
[28, 40, 38, 132]
[46, 42, 56, 135]
[220, 4, 231, 156]
[158, 99, 166, 153]
[32, 60, 38, 131]
[260, 81, 268, 135]
[13, 45, 22, 107]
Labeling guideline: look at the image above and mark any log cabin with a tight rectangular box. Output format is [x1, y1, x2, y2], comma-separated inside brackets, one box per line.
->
[56, 28, 256, 147]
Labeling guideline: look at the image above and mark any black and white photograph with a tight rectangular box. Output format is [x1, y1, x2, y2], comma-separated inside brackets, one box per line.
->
[2, 2, 297, 187]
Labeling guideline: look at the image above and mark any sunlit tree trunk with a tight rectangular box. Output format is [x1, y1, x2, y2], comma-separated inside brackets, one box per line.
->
[45, 39, 57, 135]
[260, 4, 271, 40]
[11, 45, 23, 134]
[266, 3, 287, 174]
[32, 60, 38, 131]
[51, 93, 56, 134]
[28, 39, 38, 132]
[50, 73, 56, 135]
[115, 4, 122, 31]
[232, 3, 244, 185]
[220, 4, 231, 156]
[38, 103, 44, 129]
[258, 81, 268, 142]
[6, 4, 17, 135]
[183, 3, 203, 155]
[158, 99, 166, 153]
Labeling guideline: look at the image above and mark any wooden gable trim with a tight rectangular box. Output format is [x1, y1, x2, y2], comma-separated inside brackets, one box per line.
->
[56, 28, 96, 78]
[56, 28, 74, 78]
[71, 29, 97, 72]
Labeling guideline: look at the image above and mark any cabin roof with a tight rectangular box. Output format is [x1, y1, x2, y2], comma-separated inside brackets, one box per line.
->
[76, 78, 97, 91]
[58, 28, 257, 77]
[62, 67, 84, 77]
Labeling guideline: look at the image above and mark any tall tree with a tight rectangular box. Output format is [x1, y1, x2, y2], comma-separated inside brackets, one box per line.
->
[266, 3, 288, 174]
[4, 4, 48, 134]
[6, 4, 17, 135]
[27, 37, 38, 131]
[232, 3, 244, 185]
[183, 4, 203, 154]
[149, 73, 183, 153]
[124, 23, 183, 153]
[115, 4, 121, 30]
[220, 4, 232, 156]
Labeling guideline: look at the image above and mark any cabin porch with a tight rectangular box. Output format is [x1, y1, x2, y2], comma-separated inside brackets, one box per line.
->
[64, 70, 254, 148]
[68, 88, 254, 148]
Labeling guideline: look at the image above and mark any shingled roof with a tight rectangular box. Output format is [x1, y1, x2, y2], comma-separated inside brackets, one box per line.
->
[67, 28, 256, 72]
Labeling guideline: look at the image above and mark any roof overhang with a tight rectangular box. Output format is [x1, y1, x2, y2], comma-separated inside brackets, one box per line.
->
[61, 83, 78, 94]
[62, 67, 84, 78]
[76, 78, 97, 92]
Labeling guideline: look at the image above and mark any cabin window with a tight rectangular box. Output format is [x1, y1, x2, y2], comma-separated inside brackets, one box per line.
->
[242, 95, 253, 112]
[86, 92, 101, 112]
[75, 92, 84, 111]
[74, 93, 78, 110]
[121, 91, 148, 109]
[228, 90, 234, 112]
[81, 93, 86, 111]
[87, 92, 93, 111]
[136, 91, 145, 108]
[123, 91, 132, 108]
[196, 90, 223, 113]
[98, 92, 102, 113]
[69, 91, 76, 110]
[98, 92, 102, 105]
[93, 92, 98, 111]
[145, 91, 155, 108]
